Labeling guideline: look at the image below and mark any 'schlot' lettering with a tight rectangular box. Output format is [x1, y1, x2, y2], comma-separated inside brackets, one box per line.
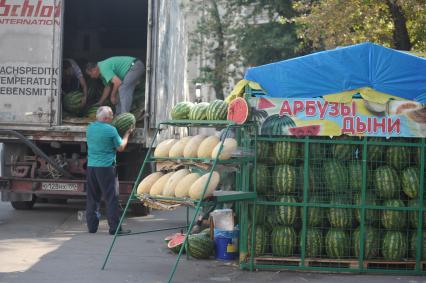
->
[0, 0, 61, 18]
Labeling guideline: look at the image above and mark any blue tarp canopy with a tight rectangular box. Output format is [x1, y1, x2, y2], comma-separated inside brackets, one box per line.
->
[244, 42, 426, 103]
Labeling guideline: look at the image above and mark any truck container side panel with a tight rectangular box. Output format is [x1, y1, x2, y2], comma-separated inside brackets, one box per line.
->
[151, 0, 189, 129]
[0, 0, 62, 126]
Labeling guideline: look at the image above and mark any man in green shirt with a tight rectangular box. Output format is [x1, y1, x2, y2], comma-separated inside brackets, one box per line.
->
[86, 106, 133, 235]
[85, 56, 145, 114]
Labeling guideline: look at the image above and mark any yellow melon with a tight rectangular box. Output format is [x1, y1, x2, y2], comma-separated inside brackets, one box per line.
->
[149, 172, 174, 196]
[136, 172, 164, 195]
[183, 135, 206, 158]
[197, 135, 220, 158]
[162, 169, 190, 196]
[175, 173, 202, 198]
[154, 139, 178, 158]
[188, 171, 220, 200]
[169, 136, 192, 158]
[211, 138, 238, 160]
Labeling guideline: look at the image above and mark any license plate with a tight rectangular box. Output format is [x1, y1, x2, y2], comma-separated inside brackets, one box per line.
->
[41, 182, 78, 191]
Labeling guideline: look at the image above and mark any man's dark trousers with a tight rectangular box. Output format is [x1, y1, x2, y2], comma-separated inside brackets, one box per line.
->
[86, 166, 120, 234]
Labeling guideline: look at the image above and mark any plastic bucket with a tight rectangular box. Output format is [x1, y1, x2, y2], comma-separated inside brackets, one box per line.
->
[214, 228, 239, 260]
[214, 236, 237, 260]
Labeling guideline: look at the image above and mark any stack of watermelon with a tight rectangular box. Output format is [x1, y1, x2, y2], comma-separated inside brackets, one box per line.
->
[170, 99, 229, 121]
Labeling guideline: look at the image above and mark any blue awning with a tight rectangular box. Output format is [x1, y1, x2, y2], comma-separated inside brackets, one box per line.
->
[244, 42, 426, 103]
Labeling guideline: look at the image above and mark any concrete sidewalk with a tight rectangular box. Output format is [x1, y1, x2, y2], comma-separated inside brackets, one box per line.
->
[0, 201, 424, 283]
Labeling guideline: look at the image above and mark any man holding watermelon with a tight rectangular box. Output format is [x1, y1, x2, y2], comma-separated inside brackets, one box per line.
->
[85, 56, 145, 114]
[85, 106, 133, 235]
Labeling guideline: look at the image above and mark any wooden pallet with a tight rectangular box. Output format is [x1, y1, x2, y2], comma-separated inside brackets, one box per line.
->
[254, 257, 359, 269]
[254, 257, 426, 271]
[363, 260, 424, 270]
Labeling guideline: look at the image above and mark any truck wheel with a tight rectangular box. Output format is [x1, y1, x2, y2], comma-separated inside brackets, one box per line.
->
[11, 200, 36, 210]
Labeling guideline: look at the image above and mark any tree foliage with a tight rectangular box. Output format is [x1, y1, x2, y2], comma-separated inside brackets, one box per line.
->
[293, 0, 426, 51]
[187, 0, 426, 99]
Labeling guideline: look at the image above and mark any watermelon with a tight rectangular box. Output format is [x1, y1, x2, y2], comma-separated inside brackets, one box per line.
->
[348, 160, 371, 193]
[260, 114, 296, 136]
[386, 145, 411, 170]
[251, 109, 268, 130]
[271, 226, 297, 257]
[353, 226, 380, 259]
[309, 138, 330, 161]
[382, 231, 407, 260]
[85, 105, 99, 119]
[323, 160, 348, 193]
[256, 141, 271, 161]
[112, 112, 136, 136]
[273, 165, 297, 194]
[354, 192, 379, 224]
[401, 167, 420, 199]
[248, 225, 269, 256]
[171, 102, 194, 120]
[328, 198, 353, 228]
[252, 163, 271, 195]
[187, 234, 214, 259]
[381, 199, 407, 229]
[304, 196, 326, 227]
[289, 125, 321, 137]
[409, 231, 426, 259]
[188, 102, 210, 120]
[273, 141, 299, 164]
[167, 233, 186, 254]
[303, 228, 323, 257]
[206, 100, 228, 120]
[164, 232, 184, 244]
[257, 97, 275, 110]
[408, 199, 426, 228]
[249, 199, 267, 224]
[332, 135, 357, 161]
[63, 90, 84, 115]
[325, 229, 350, 258]
[366, 137, 385, 162]
[298, 166, 322, 194]
[275, 195, 298, 226]
[227, 97, 249, 124]
[374, 166, 400, 199]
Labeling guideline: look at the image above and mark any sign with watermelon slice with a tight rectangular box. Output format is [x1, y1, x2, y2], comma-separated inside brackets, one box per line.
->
[249, 97, 424, 137]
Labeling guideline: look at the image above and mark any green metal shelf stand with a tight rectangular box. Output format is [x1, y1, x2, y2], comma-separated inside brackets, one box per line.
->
[101, 120, 257, 283]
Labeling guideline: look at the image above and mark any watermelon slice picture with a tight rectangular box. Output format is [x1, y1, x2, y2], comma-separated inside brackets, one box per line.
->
[257, 97, 275, 110]
[289, 125, 321, 136]
[227, 97, 249, 124]
[167, 233, 186, 254]
[164, 232, 184, 244]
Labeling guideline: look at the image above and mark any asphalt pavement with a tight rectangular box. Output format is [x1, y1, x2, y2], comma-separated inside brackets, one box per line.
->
[0, 200, 425, 283]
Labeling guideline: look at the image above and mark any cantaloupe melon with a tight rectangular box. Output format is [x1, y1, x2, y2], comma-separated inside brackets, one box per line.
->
[136, 172, 164, 195]
[211, 138, 238, 160]
[188, 171, 220, 200]
[162, 169, 190, 196]
[183, 135, 206, 158]
[175, 173, 201, 198]
[154, 139, 178, 158]
[169, 136, 192, 158]
[150, 172, 174, 196]
[197, 135, 220, 158]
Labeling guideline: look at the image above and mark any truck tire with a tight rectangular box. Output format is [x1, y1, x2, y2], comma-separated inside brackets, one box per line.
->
[11, 200, 36, 210]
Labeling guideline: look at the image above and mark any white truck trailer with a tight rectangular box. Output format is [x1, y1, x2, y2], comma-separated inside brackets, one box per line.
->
[0, 0, 192, 212]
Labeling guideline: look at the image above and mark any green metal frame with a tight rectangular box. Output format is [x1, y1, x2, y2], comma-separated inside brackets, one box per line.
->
[101, 120, 257, 283]
[243, 135, 426, 275]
